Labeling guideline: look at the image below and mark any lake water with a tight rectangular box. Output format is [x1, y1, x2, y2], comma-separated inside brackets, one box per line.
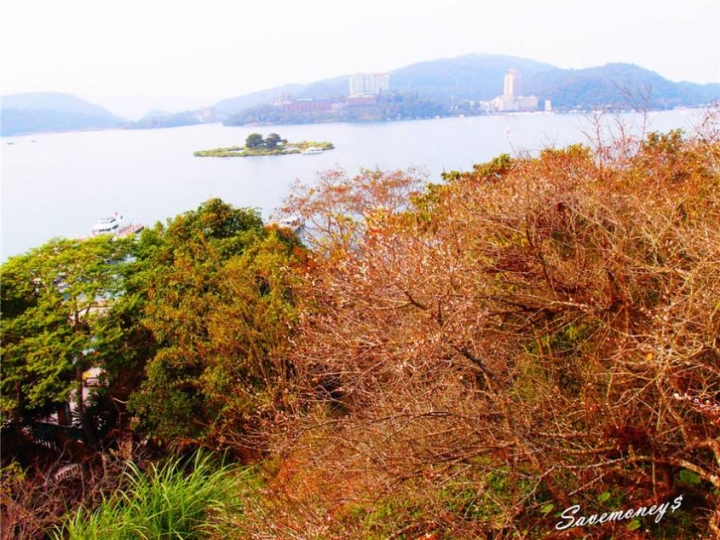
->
[1, 110, 705, 260]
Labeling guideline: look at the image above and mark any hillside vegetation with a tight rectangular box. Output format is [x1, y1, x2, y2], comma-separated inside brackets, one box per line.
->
[1, 92, 125, 136]
[2, 110, 719, 539]
[526, 63, 720, 110]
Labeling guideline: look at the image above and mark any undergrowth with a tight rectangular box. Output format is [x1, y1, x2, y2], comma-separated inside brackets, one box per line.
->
[53, 452, 254, 540]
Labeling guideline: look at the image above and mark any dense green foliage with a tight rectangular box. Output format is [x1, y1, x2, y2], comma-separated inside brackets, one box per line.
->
[127, 199, 305, 450]
[264, 132, 282, 149]
[1, 236, 136, 438]
[244, 132, 264, 149]
[1, 198, 306, 453]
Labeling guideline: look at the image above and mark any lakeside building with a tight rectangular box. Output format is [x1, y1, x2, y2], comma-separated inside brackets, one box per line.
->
[193, 107, 217, 122]
[347, 94, 379, 107]
[282, 98, 332, 114]
[272, 93, 332, 114]
[504, 68, 522, 97]
[268, 73, 391, 116]
[481, 69, 539, 112]
[349, 73, 390, 96]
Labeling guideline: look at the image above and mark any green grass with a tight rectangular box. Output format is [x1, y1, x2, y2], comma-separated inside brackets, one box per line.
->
[54, 452, 252, 539]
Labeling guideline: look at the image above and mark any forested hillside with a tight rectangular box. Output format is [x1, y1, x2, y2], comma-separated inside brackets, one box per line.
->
[2, 110, 719, 539]
[526, 63, 720, 110]
[217, 54, 719, 121]
[1, 92, 125, 136]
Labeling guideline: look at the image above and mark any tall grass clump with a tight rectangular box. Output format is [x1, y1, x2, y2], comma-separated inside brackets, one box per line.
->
[54, 452, 251, 539]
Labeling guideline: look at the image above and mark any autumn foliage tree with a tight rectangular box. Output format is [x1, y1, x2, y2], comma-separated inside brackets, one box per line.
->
[258, 119, 720, 537]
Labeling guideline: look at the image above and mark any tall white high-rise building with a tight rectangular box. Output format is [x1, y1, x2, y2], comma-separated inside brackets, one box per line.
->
[482, 69, 538, 112]
[349, 73, 390, 96]
[503, 69, 522, 97]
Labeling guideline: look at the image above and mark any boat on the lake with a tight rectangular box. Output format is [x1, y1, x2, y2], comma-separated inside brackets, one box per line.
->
[91, 217, 120, 235]
[90, 215, 144, 238]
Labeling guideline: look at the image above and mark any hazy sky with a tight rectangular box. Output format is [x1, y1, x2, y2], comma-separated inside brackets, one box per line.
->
[1, 0, 718, 118]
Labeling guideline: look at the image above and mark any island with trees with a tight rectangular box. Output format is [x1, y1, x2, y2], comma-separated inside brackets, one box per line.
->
[194, 132, 334, 157]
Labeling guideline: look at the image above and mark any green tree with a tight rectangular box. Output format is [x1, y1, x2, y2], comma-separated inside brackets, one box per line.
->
[128, 198, 305, 452]
[0, 236, 136, 443]
[245, 133, 264, 149]
[264, 132, 282, 150]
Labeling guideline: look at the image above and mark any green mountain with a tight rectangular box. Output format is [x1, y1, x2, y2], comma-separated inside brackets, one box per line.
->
[388, 54, 555, 103]
[214, 84, 306, 115]
[215, 55, 555, 115]
[1, 92, 125, 136]
[125, 110, 202, 130]
[525, 63, 720, 109]
[218, 54, 719, 123]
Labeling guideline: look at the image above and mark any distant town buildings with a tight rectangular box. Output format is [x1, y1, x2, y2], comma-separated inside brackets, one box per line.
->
[346, 94, 379, 107]
[283, 98, 332, 114]
[481, 69, 539, 113]
[194, 107, 217, 122]
[272, 93, 332, 114]
[268, 74, 391, 114]
[264, 67, 545, 122]
[273, 92, 294, 106]
[349, 73, 390, 96]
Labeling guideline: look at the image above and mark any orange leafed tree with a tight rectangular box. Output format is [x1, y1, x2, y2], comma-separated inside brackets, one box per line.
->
[259, 116, 720, 537]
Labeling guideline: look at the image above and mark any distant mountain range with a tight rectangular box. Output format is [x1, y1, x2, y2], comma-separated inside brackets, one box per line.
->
[3, 55, 718, 136]
[1, 92, 126, 136]
[212, 55, 558, 115]
[526, 62, 719, 109]
[216, 55, 719, 116]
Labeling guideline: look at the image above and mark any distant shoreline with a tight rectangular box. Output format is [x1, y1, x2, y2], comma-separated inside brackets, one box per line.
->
[1, 106, 709, 139]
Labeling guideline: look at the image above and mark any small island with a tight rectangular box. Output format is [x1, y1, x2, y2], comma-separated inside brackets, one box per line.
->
[194, 132, 334, 157]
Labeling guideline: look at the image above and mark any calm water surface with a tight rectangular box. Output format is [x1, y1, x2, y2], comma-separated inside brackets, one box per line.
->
[1, 110, 703, 259]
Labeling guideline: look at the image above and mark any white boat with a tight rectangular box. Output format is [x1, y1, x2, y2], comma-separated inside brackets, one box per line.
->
[90, 217, 120, 236]
[301, 146, 323, 155]
[89, 215, 144, 238]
